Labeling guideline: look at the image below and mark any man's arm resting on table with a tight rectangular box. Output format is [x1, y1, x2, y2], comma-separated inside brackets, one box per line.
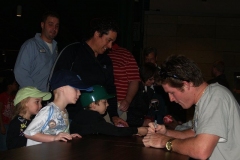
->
[170, 133, 219, 160]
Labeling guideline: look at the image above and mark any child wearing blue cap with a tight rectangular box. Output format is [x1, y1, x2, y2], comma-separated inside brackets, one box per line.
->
[70, 85, 147, 136]
[24, 70, 92, 146]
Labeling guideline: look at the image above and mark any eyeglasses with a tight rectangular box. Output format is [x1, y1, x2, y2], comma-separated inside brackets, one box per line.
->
[160, 70, 189, 82]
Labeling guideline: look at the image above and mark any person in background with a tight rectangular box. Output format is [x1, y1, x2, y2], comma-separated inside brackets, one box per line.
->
[207, 60, 230, 89]
[0, 76, 18, 151]
[53, 17, 128, 127]
[143, 55, 240, 160]
[24, 70, 92, 146]
[14, 11, 59, 92]
[143, 47, 186, 124]
[164, 115, 192, 131]
[6, 87, 51, 150]
[70, 85, 147, 136]
[108, 43, 140, 121]
[143, 47, 160, 70]
[126, 63, 165, 127]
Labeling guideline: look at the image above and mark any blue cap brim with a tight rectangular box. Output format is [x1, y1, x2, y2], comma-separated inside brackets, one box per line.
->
[70, 85, 93, 92]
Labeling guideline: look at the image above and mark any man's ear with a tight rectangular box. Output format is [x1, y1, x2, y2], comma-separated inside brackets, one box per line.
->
[94, 31, 100, 38]
[183, 81, 192, 90]
[41, 22, 44, 29]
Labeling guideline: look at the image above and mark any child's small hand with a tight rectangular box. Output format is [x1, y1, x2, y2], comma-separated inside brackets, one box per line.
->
[54, 132, 72, 142]
[137, 127, 148, 136]
[71, 133, 82, 138]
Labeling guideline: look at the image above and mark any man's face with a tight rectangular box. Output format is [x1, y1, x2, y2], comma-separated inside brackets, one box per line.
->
[94, 30, 117, 55]
[41, 16, 59, 43]
[162, 83, 193, 109]
[145, 52, 157, 64]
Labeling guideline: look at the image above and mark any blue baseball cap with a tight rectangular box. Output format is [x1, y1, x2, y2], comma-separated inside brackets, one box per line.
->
[50, 69, 93, 91]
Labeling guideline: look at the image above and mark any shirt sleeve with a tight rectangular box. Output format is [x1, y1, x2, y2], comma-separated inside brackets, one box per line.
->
[125, 52, 140, 81]
[24, 106, 50, 136]
[70, 110, 137, 136]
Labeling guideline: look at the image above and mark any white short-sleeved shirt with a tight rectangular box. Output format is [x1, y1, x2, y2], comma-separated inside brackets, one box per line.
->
[24, 102, 69, 146]
[193, 83, 240, 160]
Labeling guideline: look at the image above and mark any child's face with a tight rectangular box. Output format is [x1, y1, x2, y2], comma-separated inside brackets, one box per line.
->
[26, 97, 43, 116]
[94, 99, 109, 114]
[64, 86, 81, 104]
[145, 76, 155, 86]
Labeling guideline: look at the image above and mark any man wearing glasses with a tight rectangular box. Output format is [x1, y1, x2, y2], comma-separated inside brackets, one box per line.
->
[143, 55, 240, 160]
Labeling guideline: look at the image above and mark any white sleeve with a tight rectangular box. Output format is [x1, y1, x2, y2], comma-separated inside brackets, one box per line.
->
[24, 106, 50, 136]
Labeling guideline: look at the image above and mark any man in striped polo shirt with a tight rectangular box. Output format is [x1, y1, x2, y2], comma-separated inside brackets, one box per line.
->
[108, 43, 140, 121]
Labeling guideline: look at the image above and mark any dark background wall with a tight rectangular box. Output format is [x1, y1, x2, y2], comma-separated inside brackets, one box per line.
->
[0, 0, 144, 70]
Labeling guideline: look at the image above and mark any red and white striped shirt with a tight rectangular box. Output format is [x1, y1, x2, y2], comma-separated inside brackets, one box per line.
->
[108, 44, 140, 101]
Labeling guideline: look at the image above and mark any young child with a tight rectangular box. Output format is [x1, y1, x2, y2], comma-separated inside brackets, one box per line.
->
[24, 69, 93, 146]
[6, 86, 51, 150]
[70, 85, 148, 136]
[0, 76, 18, 151]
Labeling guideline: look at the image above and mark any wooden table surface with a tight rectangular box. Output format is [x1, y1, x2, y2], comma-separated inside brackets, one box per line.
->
[0, 135, 190, 160]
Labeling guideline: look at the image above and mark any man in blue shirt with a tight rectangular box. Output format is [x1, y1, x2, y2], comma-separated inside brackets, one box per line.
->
[14, 11, 59, 92]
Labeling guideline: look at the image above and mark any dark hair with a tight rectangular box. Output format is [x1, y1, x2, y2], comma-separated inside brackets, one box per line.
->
[213, 60, 225, 73]
[84, 100, 101, 110]
[87, 17, 119, 40]
[143, 47, 157, 58]
[42, 11, 60, 23]
[140, 62, 158, 83]
[159, 55, 204, 89]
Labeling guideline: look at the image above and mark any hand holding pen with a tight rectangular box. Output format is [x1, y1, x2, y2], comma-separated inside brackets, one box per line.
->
[148, 122, 168, 135]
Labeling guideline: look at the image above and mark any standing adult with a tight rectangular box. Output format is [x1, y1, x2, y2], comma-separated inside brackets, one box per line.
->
[143, 55, 240, 160]
[207, 60, 230, 89]
[108, 43, 140, 120]
[143, 47, 161, 71]
[53, 18, 128, 126]
[14, 11, 60, 92]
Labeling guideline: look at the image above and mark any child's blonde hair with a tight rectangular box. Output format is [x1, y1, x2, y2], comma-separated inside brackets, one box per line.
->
[12, 97, 30, 119]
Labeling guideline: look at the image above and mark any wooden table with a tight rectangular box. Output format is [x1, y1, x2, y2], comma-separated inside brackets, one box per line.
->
[0, 135, 189, 160]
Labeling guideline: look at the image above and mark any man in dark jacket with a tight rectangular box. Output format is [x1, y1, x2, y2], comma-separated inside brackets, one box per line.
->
[52, 17, 128, 126]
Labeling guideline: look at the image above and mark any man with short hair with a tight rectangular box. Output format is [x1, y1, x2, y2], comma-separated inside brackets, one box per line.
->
[53, 17, 128, 127]
[14, 11, 60, 92]
[143, 55, 240, 160]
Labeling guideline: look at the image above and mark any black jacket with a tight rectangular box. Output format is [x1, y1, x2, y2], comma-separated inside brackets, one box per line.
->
[53, 41, 118, 119]
[127, 83, 155, 127]
[70, 110, 138, 136]
[6, 115, 31, 150]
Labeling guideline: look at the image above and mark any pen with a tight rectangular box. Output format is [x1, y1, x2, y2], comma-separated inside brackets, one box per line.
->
[154, 113, 158, 129]
[154, 120, 157, 129]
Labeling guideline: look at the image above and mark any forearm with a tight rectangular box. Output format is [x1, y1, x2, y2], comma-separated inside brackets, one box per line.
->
[25, 133, 55, 143]
[170, 134, 217, 159]
[166, 128, 195, 139]
[125, 81, 139, 103]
